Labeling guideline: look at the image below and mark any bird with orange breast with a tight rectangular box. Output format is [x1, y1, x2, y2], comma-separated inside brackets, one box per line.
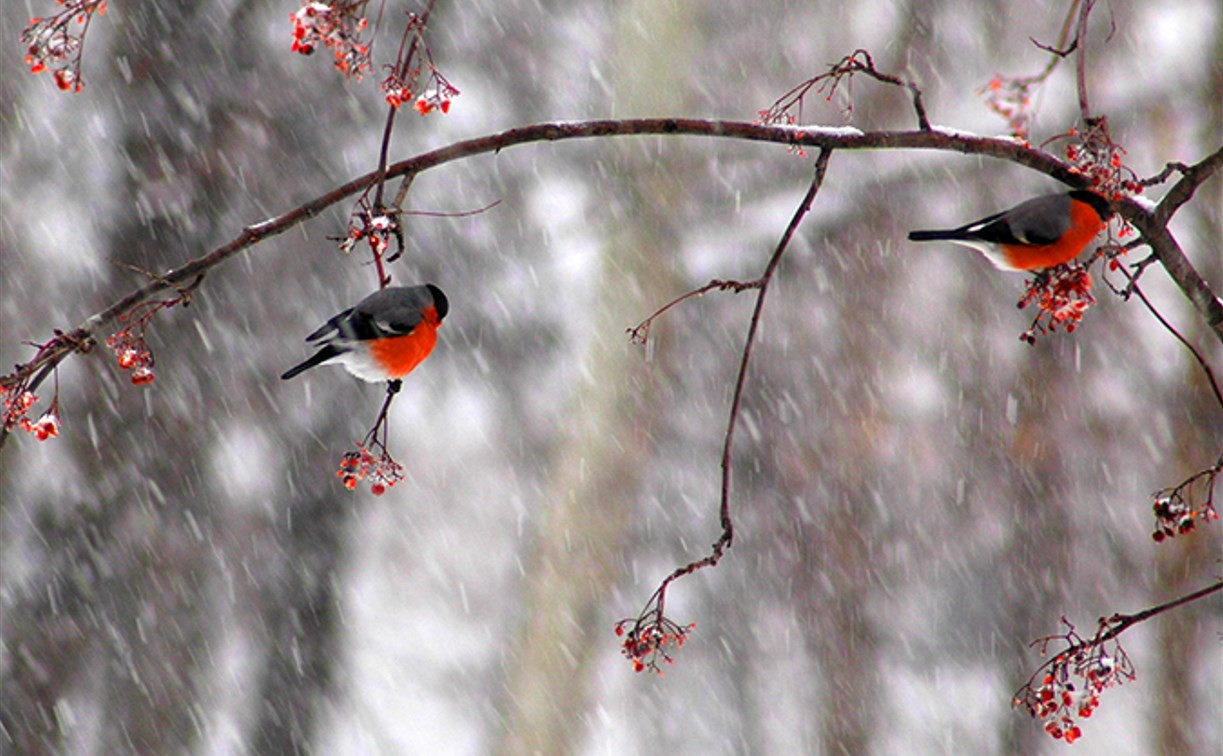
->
[281, 284, 448, 384]
[908, 190, 1113, 271]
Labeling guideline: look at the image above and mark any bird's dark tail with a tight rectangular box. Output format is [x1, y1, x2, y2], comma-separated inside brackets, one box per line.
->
[907, 229, 964, 242]
[281, 345, 342, 380]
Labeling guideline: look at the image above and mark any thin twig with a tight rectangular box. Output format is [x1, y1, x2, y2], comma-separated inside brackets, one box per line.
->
[395, 198, 503, 219]
[372, 0, 437, 211]
[626, 278, 760, 345]
[649, 148, 833, 621]
[1116, 264, 1223, 412]
[1102, 580, 1223, 642]
[1074, 0, 1095, 120]
[1140, 161, 1192, 188]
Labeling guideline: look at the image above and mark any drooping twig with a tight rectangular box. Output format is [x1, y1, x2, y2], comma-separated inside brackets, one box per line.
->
[980, 1, 1081, 139]
[616, 150, 832, 673]
[1113, 263, 1223, 412]
[1014, 579, 1222, 743]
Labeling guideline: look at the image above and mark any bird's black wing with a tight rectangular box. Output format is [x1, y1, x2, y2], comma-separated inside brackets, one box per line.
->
[304, 307, 353, 343]
[999, 193, 1072, 246]
[345, 286, 431, 341]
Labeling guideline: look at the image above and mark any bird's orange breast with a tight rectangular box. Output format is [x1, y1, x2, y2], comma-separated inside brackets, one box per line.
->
[1000, 199, 1107, 271]
[368, 314, 439, 378]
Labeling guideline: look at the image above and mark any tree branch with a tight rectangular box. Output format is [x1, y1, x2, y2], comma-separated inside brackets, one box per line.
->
[3, 119, 1220, 450]
[1074, 0, 1096, 120]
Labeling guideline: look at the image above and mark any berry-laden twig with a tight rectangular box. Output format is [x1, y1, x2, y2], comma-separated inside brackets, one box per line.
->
[1014, 580, 1223, 744]
[757, 49, 930, 133]
[337, 380, 405, 495]
[289, 1, 372, 81]
[372, 0, 455, 214]
[1013, 617, 1134, 744]
[614, 585, 696, 676]
[2, 339, 74, 442]
[1048, 118, 1143, 200]
[333, 196, 406, 289]
[616, 149, 832, 675]
[378, 4, 458, 117]
[978, 0, 1081, 140]
[102, 269, 199, 387]
[20, 0, 107, 93]
[1150, 455, 1222, 542]
[1017, 262, 1096, 344]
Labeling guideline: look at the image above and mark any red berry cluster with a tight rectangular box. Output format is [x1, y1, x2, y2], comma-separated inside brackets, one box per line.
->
[338, 208, 403, 263]
[411, 81, 459, 115]
[1018, 263, 1095, 343]
[381, 69, 459, 115]
[1150, 459, 1221, 542]
[1060, 120, 1143, 201]
[105, 330, 156, 385]
[2, 388, 60, 441]
[290, 1, 371, 80]
[614, 614, 696, 676]
[1014, 621, 1134, 745]
[377, 11, 460, 115]
[102, 296, 190, 385]
[2, 388, 38, 432]
[20, 0, 107, 92]
[979, 75, 1039, 141]
[1152, 495, 1202, 541]
[337, 442, 404, 495]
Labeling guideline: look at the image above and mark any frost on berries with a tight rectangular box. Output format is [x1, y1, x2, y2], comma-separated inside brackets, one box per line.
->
[412, 83, 458, 115]
[614, 611, 695, 676]
[290, 1, 371, 80]
[28, 411, 61, 441]
[106, 330, 156, 385]
[1055, 119, 1143, 201]
[103, 296, 189, 386]
[20, 0, 107, 93]
[1014, 618, 1135, 745]
[3, 336, 72, 441]
[1018, 263, 1095, 344]
[335, 203, 405, 274]
[1150, 458, 1221, 542]
[3, 389, 37, 431]
[3, 388, 62, 442]
[378, 11, 460, 114]
[337, 442, 404, 494]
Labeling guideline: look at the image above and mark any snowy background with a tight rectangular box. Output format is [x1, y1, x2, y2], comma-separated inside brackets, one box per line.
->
[2, 0, 1220, 754]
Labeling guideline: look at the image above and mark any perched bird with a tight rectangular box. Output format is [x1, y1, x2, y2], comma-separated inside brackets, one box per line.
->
[281, 284, 448, 382]
[908, 190, 1112, 271]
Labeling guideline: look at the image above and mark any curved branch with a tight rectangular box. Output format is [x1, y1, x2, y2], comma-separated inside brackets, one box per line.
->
[3, 119, 1220, 442]
[1117, 147, 1223, 344]
[1153, 146, 1222, 226]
